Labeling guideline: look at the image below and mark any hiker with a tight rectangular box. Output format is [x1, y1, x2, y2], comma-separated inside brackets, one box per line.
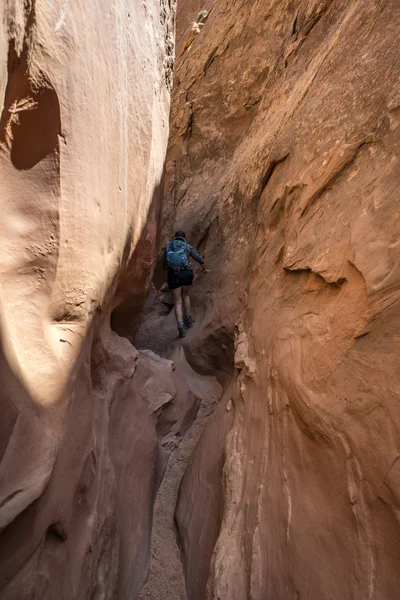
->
[163, 231, 209, 338]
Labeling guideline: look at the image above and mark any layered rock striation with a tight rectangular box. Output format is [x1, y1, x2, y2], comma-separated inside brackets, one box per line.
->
[2, 0, 400, 598]
[165, 1, 400, 598]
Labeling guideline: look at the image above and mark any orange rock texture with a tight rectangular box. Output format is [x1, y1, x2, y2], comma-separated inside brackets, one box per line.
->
[165, 1, 400, 598]
[0, 2, 194, 599]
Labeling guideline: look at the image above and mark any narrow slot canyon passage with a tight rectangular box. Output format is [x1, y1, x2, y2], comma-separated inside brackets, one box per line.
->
[137, 391, 220, 600]
[1, 1, 400, 599]
[134, 286, 223, 600]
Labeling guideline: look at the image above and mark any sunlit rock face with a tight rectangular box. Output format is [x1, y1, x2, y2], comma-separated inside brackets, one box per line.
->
[165, 1, 400, 598]
[0, 1, 181, 598]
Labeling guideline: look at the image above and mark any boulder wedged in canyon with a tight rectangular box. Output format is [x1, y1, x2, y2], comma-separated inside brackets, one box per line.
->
[0, 1, 190, 598]
[165, 1, 400, 598]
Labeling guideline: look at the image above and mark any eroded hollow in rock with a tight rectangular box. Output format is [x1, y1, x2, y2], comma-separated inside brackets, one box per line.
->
[0, 41, 61, 170]
[2, 0, 400, 598]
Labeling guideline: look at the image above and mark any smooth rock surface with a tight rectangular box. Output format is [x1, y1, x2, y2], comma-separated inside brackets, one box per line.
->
[165, 1, 400, 598]
[0, 1, 182, 598]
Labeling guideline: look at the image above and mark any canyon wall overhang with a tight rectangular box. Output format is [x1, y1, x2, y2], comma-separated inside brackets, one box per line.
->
[0, 1, 181, 598]
[166, 1, 400, 598]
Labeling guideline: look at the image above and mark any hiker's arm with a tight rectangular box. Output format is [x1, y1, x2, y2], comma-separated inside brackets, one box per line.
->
[188, 245, 204, 265]
[188, 245, 210, 272]
[156, 282, 169, 297]
[162, 247, 168, 269]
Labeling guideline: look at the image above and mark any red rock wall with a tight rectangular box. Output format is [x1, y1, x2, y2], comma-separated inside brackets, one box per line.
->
[0, 2, 194, 599]
[166, 1, 400, 598]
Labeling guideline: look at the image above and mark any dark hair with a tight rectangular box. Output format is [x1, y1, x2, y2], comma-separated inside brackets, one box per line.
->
[175, 230, 186, 239]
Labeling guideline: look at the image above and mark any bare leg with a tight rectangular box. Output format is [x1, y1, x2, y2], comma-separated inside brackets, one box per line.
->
[182, 286, 191, 315]
[172, 287, 184, 324]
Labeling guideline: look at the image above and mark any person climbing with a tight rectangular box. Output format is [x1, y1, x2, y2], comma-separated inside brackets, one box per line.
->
[163, 230, 209, 338]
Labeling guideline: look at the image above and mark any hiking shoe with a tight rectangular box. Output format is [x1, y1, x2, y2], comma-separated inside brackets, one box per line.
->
[178, 325, 187, 338]
[185, 314, 195, 328]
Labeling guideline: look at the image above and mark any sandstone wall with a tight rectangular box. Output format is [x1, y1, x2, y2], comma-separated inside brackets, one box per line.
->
[166, 1, 400, 598]
[0, 1, 189, 599]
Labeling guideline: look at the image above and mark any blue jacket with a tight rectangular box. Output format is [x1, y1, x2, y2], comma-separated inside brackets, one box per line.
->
[163, 238, 204, 270]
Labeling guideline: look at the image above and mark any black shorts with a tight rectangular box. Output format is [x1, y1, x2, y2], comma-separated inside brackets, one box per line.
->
[167, 268, 194, 290]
